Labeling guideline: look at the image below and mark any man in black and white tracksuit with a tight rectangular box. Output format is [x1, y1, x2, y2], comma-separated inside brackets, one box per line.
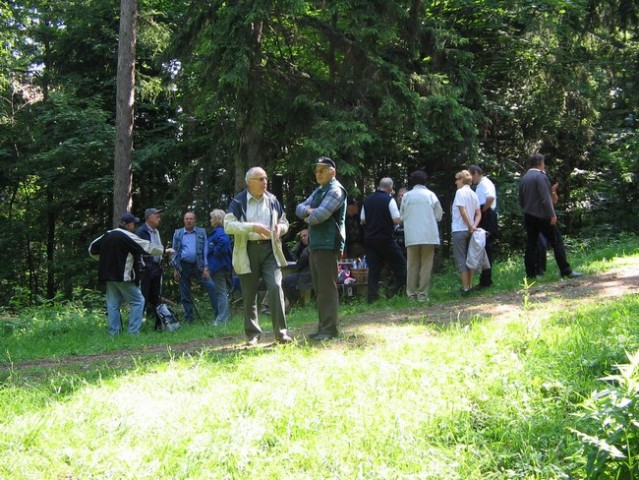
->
[89, 212, 174, 335]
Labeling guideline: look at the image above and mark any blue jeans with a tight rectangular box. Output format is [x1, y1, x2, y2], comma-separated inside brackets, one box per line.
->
[211, 269, 230, 324]
[106, 281, 145, 335]
[179, 261, 217, 322]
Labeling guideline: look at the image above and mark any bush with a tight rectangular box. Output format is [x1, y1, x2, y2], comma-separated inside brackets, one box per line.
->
[571, 350, 639, 479]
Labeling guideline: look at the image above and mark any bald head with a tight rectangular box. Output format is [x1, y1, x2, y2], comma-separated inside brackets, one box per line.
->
[378, 177, 394, 193]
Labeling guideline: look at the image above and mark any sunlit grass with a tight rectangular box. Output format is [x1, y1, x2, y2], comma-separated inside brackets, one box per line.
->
[3, 292, 639, 478]
[1, 234, 639, 477]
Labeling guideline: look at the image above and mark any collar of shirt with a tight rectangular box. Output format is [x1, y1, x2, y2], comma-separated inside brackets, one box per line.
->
[248, 191, 265, 202]
[246, 191, 272, 240]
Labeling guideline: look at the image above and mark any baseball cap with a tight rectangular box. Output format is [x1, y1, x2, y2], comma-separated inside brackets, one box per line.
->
[145, 207, 161, 219]
[120, 212, 140, 224]
[315, 156, 336, 169]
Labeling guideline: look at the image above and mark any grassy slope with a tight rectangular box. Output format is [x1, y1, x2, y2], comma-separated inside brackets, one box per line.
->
[1, 234, 638, 479]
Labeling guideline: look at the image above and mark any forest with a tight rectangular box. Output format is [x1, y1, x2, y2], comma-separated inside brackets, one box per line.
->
[1, 0, 638, 307]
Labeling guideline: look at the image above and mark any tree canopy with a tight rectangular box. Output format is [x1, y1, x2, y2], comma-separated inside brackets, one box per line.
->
[0, 0, 638, 305]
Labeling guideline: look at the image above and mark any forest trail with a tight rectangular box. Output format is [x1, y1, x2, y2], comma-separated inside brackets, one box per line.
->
[4, 263, 638, 373]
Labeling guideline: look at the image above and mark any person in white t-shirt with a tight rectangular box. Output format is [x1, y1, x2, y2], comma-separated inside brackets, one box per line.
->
[451, 170, 481, 295]
[469, 165, 498, 288]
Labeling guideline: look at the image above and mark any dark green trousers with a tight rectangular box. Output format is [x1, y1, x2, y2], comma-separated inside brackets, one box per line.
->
[309, 249, 340, 335]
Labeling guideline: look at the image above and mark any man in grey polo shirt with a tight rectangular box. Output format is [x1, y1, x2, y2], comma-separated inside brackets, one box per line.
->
[225, 166, 292, 345]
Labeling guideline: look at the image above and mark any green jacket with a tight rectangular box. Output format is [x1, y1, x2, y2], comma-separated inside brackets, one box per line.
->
[299, 178, 347, 253]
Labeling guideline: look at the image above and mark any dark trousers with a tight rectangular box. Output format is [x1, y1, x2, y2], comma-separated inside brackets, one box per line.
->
[479, 208, 498, 286]
[309, 249, 340, 335]
[282, 273, 300, 304]
[365, 239, 407, 302]
[179, 261, 217, 322]
[139, 263, 162, 330]
[524, 214, 572, 278]
[239, 243, 288, 340]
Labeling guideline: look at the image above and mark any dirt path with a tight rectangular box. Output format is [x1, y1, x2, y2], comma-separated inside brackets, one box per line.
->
[4, 264, 638, 374]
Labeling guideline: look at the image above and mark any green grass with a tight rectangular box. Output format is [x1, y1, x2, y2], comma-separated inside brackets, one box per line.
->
[1, 233, 638, 478]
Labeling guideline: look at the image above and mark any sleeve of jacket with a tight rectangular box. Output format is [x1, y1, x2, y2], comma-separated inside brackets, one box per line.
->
[433, 196, 444, 222]
[295, 194, 314, 219]
[88, 234, 104, 260]
[224, 212, 255, 235]
[276, 209, 289, 237]
[123, 230, 164, 256]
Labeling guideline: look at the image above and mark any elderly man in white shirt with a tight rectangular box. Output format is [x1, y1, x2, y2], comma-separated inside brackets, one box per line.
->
[400, 170, 443, 302]
[469, 165, 498, 288]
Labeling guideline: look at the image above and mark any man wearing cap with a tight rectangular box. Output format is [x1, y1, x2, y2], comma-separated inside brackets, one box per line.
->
[225, 166, 292, 345]
[89, 213, 174, 335]
[172, 211, 218, 324]
[361, 177, 407, 303]
[135, 208, 165, 331]
[296, 156, 347, 340]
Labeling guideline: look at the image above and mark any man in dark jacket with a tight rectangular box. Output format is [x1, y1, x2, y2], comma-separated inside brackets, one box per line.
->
[296, 157, 347, 340]
[361, 177, 407, 303]
[519, 153, 582, 280]
[344, 199, 365, 259]
[89, 212, 173, 335]
[282, 228, 311, 304]
[135, 207, 165, 331]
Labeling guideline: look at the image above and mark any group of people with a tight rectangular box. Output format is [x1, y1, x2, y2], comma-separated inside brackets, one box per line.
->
[352, 153, 580, 303]
[89, 152, 581, 342]
[88, 208, 235, 335]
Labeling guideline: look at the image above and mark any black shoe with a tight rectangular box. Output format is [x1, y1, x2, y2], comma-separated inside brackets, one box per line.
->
[310, 332, 337, 341]
[246, 336, 261, 346]
[276, 334, 294, 344]
[460, 288, 472, 296]
[563, 271, 583, 278]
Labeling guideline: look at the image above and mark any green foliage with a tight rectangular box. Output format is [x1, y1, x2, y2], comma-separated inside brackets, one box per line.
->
[571, 350, 639, 479]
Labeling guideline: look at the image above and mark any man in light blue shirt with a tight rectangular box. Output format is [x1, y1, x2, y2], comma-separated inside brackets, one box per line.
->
[172, 211, 217, 324]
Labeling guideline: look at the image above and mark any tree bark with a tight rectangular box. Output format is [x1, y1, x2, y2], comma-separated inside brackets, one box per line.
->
[113, 0, 137, 227]
[234, 18, 264, 192]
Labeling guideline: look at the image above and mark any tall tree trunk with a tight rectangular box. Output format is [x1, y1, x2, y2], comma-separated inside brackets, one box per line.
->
[234, 18, 264, 192]
[46, 189, 55, 298]
[113, 0, 137, 227]
[43, 26, 56, 299]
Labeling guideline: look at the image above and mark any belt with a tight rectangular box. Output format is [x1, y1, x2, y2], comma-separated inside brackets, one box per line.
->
[248, 239, 271, 245]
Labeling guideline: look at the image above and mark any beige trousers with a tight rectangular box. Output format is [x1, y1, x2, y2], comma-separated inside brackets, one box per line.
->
[406, 244, 435, 301]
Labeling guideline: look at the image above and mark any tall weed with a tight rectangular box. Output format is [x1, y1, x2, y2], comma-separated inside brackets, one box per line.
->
[571, 350, 639, 479]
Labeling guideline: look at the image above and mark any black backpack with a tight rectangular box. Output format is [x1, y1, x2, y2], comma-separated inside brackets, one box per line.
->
[156, 303, 181, 332]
